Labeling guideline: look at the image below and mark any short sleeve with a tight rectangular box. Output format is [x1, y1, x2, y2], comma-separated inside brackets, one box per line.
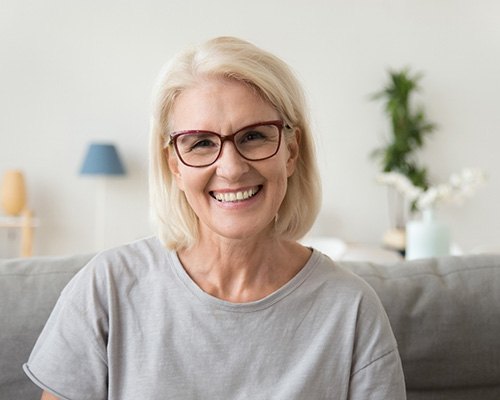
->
[349, 349, 406, 399]
[23, 264, 109, 400]
[348, 282, 407, 399]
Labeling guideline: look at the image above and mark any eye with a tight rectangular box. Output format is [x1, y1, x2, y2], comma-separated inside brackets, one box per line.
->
[191, 138, 217, 149]
[239, 130, 267, 143]
[177, 133, 219, 152]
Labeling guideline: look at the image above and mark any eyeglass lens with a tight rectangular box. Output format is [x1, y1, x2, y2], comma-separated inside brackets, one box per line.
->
[174, 123, 281, 167]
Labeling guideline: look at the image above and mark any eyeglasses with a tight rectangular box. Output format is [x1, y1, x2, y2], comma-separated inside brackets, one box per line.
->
[168, 120, 285, 168]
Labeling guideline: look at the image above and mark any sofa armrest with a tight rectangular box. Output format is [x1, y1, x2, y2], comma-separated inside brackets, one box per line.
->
[0, 253, 94, 399]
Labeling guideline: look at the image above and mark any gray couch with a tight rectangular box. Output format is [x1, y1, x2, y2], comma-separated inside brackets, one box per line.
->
[1, 252, 499, 399]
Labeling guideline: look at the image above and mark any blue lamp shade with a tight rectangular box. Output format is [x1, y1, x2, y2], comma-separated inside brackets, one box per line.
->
[79, 143, 126, 176]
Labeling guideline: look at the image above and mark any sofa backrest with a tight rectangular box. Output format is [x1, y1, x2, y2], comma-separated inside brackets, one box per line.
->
[1, 252, 499, 399]
[342, 254, 500, 400]
[0, 253, 93, 399]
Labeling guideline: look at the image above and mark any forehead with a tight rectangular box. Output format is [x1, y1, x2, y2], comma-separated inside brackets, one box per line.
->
[170, 78, 279, 132]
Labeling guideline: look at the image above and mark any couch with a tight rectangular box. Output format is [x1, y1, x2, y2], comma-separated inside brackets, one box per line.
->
[1, 252, 499, 399]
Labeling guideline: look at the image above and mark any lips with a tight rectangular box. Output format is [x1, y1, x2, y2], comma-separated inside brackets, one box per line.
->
[210, 186, 261, 203]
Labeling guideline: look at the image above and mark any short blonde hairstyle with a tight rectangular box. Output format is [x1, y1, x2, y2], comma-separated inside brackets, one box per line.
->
[150, 36, 321, 250]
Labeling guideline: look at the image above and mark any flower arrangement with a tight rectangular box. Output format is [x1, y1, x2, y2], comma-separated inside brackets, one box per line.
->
[377, 168, 486, 212]
[371, 67, 486, 254]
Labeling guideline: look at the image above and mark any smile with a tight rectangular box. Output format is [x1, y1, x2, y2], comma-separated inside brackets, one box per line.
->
[210, 186, 261, 203]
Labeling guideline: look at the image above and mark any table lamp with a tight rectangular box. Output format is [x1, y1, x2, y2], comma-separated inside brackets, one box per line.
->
[79, 143, 126, 250]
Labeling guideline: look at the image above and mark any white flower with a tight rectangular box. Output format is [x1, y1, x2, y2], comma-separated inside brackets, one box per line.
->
[376, 172, 423, 201]
[416, 187, 438, 209]
[377, 168, 486, 211]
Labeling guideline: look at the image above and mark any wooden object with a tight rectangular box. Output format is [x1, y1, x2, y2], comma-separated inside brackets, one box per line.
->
[20, 209, 34, 257]
[1, 170, 27, 215]
[0, 209, 37, 257]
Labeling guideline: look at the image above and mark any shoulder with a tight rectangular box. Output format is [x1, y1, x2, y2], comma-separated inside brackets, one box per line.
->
[307, 250, 396, 338]
[61, 236, 172, 300]
[310, 250, 401, 374]
[93, 235, 169, 269]
[309, 250, 381, 302]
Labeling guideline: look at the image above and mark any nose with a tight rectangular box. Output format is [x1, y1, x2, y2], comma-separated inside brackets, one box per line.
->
[215, 141, 250, 180]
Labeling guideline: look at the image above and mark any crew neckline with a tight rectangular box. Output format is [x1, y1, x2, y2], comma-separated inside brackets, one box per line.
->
[167, 248, 321, 313]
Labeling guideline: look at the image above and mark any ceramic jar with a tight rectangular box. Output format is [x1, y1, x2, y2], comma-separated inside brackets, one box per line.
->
[1, 170, 27, 216]
[406, 208, 450, 260]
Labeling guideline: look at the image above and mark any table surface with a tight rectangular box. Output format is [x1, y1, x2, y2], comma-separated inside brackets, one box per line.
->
[301, 236, 403, 264]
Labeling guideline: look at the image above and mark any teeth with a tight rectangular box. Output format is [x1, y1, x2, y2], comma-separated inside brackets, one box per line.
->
[213, 187, 259, 202]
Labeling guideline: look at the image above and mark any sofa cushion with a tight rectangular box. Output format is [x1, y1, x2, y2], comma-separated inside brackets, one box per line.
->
[0, 253, 93, 399]
[341, 254, 500, 400]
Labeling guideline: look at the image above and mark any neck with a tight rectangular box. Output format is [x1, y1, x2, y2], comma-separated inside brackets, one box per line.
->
[177, 236, 311, 303]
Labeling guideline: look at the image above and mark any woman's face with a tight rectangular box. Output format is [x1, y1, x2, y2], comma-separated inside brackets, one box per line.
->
[167, 78, 299, 243]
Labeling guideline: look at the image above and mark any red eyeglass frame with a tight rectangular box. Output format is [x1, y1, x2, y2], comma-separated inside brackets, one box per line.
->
[168, 120, 286, 168]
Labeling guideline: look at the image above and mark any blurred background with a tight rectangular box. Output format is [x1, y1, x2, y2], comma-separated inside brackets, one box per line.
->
[1, 0, 498, 256]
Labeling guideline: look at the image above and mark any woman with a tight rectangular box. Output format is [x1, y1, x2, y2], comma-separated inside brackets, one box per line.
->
[25, 37, 406, 399]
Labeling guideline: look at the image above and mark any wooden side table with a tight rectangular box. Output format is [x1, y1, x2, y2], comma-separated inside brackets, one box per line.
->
[0, 210, 38, 257]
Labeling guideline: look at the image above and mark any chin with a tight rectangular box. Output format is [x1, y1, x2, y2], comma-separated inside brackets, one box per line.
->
[204, 221, 274, 243]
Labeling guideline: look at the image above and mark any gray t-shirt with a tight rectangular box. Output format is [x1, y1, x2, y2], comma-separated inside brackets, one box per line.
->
[24, 237, 406, 399]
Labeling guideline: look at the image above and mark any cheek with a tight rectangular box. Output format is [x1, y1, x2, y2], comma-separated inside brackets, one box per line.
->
[270, 162, 291, 201]
[175, 171, 195, 195]
[173, 173, 185, 192]
[175, 168, 212, 203]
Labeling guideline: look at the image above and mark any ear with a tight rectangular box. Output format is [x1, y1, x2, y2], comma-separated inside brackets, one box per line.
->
[286, 128, 300, 177]
[166, 148, 185, 191]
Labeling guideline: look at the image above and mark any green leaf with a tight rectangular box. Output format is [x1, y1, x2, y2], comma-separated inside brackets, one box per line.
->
[370, 67, 435, 186]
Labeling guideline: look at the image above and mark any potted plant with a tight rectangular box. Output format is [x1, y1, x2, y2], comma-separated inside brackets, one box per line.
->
[371, 68, 436, 251]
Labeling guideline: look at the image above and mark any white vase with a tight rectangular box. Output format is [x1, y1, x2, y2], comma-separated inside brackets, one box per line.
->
[406, 208, 450, 260]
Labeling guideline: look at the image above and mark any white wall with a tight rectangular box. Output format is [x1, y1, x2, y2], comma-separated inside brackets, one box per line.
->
[1, 0, 499, 256]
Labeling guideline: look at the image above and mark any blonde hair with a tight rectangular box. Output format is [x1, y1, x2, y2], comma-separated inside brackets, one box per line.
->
[150, 36, 321, 250]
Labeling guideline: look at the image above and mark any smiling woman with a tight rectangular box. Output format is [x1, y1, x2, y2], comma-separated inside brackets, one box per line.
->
[24, 37, 406, 399]
[165, 78, 298, 250]
[150, 36, 321, 251]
